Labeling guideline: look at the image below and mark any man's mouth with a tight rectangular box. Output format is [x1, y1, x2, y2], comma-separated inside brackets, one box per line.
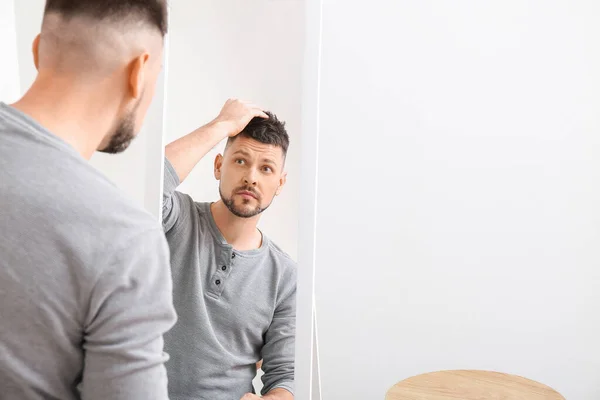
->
[237, 190, 258, 200]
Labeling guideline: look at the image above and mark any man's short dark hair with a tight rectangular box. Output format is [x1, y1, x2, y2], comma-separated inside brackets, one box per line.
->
[44, 0, 168, 36]
[228, 111, 290, 158]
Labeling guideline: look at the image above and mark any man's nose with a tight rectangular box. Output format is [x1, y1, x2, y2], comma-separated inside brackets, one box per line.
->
[243, 169, 258, 186]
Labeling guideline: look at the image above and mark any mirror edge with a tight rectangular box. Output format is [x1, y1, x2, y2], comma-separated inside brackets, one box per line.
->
[295, 0, 324, 398]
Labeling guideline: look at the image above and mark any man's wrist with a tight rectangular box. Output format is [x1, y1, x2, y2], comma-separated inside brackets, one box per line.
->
[262, 387, 293, 400]
[205, 118, 234, 140]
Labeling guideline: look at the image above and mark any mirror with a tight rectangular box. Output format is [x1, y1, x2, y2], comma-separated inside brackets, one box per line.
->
[159, 1, 310, 399]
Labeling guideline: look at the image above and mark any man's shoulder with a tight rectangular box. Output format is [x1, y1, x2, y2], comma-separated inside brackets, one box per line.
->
[264, 239, 297, 308]
[71, 167, 156, 225]
[194, 201, 211, 214]
[266, 239, 298, 271]
[61, 174, 167, 278]
[0, 109, 162, 252]
[40, 158, 161, 249]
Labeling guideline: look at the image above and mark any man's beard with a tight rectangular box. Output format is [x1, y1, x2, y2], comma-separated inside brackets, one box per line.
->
[219, 185, 272, 218]
[98, 101, 140, 154]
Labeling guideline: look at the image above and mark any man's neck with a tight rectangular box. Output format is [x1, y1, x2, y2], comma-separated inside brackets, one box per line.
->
[11, 72, 117, 160]
[210, 201, 262, 251]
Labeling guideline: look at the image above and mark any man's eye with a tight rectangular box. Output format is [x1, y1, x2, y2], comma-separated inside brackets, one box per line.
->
[263, 166, 272, 173]
[235, 159, 244, 164]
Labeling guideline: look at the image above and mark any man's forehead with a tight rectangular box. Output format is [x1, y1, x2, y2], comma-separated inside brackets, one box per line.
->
[228, 137, 284, 161]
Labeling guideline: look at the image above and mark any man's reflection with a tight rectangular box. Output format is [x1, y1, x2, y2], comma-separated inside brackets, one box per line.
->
[162, 99, 296, 400]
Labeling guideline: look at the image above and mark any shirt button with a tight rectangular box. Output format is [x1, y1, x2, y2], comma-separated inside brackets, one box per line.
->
[222, 266, 227, 271]
[215, 279, 221, 285]
[232, 253, 236, 259]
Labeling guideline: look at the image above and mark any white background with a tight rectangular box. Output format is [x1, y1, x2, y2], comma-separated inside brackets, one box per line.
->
[314, 1, 600, 399]
[0, 0, 20, 103]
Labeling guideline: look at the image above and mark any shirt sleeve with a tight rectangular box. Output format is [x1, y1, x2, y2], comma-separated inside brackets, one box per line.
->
[260, 266, 297, 396]
[163, 157, 192, 233]
[80, 227, 177, 400]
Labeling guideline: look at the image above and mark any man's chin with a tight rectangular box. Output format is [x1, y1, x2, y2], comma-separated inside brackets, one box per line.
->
[233, 208, 258, 218]
[97, 134, 135, 154]
[227, 202, 262, 218]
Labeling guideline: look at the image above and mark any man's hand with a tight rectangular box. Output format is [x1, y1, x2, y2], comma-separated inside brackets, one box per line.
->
[164, 97, 268, 183]
[211, 98, 269, 138]
[240, 388, 293, 400]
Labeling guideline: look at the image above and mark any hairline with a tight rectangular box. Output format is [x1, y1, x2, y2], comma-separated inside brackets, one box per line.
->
[42, 11, 165, 37]
[224, 136, 288, 165]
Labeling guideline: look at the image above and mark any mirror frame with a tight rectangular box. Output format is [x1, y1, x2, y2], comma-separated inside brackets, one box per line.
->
[155, 2, 324, 397]
[295, 0, 323, 398]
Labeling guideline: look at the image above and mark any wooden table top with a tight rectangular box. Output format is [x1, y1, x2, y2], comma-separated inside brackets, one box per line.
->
[385, 370, 565, 400]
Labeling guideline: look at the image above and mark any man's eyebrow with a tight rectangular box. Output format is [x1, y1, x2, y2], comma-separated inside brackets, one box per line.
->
[232, 149, 251, 157]
[232, 149, 281, 166]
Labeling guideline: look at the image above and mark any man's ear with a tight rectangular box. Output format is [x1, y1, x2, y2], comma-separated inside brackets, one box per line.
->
[214, 154, 223, 180]
[129, 53, 150, 99]
[275, 172, 287, 196]
[32, 34, 41, 70]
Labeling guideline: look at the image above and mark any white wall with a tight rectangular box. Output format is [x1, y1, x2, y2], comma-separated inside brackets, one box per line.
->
[13, 0, 41, 102]
[315, 1, 600, 399]
[0, 0, 20, 103]
[0, 0, 20, 104]
[165, 0, 304, 260]
[13, 0, 164, 218]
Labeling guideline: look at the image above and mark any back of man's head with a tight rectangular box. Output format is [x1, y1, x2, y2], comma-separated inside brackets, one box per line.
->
[29, 0, 169, 154]
[40, 0, 168, 74]
[43, 0, 168, 35]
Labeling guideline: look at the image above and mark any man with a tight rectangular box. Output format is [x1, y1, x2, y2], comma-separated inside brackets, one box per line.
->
[163, 99, 297, 400]
[0, 1, 175, 399]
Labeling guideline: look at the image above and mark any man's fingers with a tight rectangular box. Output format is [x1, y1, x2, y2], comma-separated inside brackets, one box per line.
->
[222, 98, 268, 119]
[245, 103, 268, 118]
[242, 103, 268, 119]
[253, 108, 269, 119]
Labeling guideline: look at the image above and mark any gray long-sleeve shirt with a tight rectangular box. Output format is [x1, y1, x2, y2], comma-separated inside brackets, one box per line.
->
[0, 103, 177, 400]
[162, 158, 296, 400]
